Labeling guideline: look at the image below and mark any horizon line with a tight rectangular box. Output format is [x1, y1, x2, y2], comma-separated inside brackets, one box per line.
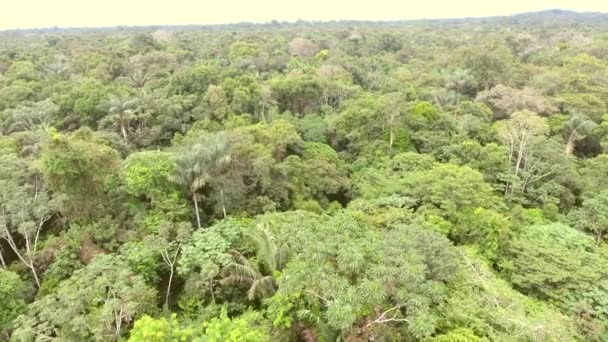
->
[1, 8, 606, 34]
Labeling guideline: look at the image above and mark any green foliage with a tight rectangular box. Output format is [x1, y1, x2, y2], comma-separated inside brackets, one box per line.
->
[438, 248, 580, 341]
[229, 41, 262, 61]
[453, 208, 511, 262]
[12, 255, 157, 341]
[0, 269, 27, 334]
[129, 314, 198, 342]
[178, 218, 244, 276]
[406, 163, 497, 218]
[2, 99, 58, 133]
[41, 128, 121, 218]
[500, 223, 608, 337]
[0, 83, 34, 111]
[329, 93, 385, 154]
[271, 74, 321, 114]
[53, 78, 113, 125]
[4, 13, 608, 342]
[171, 131, 232, 226]
[428, 328, 487, 342]
[170, 64, 219, 96]
[568, 190, 608, 244]
[201, 308, 271, 342]
[121, 150, 176, 200]
[277, 212, 459, 339]
[221, 226, 288, 301]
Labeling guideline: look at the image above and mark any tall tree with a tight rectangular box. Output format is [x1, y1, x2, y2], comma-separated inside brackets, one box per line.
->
[563, 114, 596, 155]
[495, 110, 550, 196]
[98, 95, 139, 142]
[0, 153, 54, 288]
[171, 132, 231, 228]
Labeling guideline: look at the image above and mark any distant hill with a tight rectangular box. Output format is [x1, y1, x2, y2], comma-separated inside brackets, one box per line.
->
[1, 9, 608, 36]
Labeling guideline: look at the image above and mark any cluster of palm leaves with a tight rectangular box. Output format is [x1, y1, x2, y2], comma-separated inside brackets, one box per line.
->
[170, 132, 231, 228]
[221, 224, 289, 301]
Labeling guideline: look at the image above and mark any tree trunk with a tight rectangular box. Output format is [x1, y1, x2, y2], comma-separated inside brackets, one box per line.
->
[115, 308, 123, 339]
[514, 138, 525, 176]
[389, 128, 394, 149]
[565, 135, 575, 155]
[2, 227, 41, 288]
[120, 118, 128, 142]
[260, 109, 267, 124]
[29, 263, 41, 288]
[0, 250, 5, 269]
[165, 264, 174, 309]
[193, 194, 201, 229]
[219, 188, 227, 218]
[209, 280, 216, 304]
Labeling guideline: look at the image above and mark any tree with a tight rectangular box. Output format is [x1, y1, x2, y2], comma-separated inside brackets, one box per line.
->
[129, 314, 197, 342]
[439, 140, 511, 185]
[499, 223, 608, 337]
[201, 85, 231, 122]
[405, 163, 497, 219]
[0, 152, 54, 288]
[276, 212, 459, 339]
[3, 99, 58, 133]
[147, 219, 192, 309]
[120, 150, 177, 203]
[0, 83, 34, 111]
[98, 95, 139, 142]
[475, 85, 555, 120]
[221, 225, 289, 301]
[563, 114, 596, 155]
[453, 208, 511, 262]
[119, 51, 177, 91]
[429, 328, 487, 342]
[177, 218, 244, 314]
[4, 61, 40, 82]
[288, 38, 318, 58]
[383, 92, 408, 149]
[462, 44, 513, 91]
[41, 128, 121, 219]
[12, 255, 157, 341]
[171, 132, 232, 228]
[0, 269, 26, 338]
[568, 190, 608, 244]
[129, 309, 271, 342]
[443, 69, 478, 98]
[270, 75, 321, 114]
[495, 110, 550, 196]
[329, 94, 385, 154]
[202, 308, 271, 342]
[579, 154, 608, 195]
[229, 41, 262, 62]
[438, 248, 580, 341]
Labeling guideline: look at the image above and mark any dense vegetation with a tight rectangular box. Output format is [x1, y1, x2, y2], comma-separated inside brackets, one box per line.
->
[3, 9, 608, 341]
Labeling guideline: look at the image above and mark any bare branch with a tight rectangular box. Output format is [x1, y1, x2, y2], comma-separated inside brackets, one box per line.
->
[306, 290, 330, 304]
[364, 304, 408, 328]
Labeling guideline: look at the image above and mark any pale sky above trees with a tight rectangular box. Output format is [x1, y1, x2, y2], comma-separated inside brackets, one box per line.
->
[1, 0, 608, 30]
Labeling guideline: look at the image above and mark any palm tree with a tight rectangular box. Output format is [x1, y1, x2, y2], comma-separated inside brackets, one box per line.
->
[98, 95, 139, 142]
[126, 69, 151, 89]
[563, 114, 596, 155]
[443, 68, 477, 97]
[171, 132, 231, 229]
[221, 225, 289, 301]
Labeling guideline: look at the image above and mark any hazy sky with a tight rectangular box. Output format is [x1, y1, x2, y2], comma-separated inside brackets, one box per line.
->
[2, 0, 608, 30]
